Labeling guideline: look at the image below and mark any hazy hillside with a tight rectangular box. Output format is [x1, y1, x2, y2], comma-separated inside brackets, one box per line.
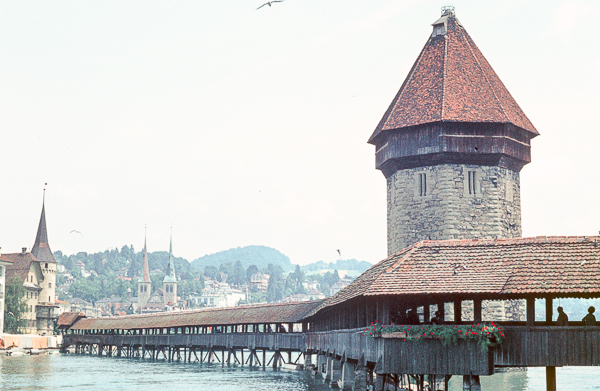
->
[301, 259, 373, 274]
[191, 245, 293, 272]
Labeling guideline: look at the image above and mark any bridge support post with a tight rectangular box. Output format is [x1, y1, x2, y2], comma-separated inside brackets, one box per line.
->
[303, 352, 312, 370]
[329, 357, 342, 385]
[352, 364, 368, 390]
[546, 366, 556, 391]
[462, 375, 481, 391]
[324, 356, 333, 381]
[316, 354, 326, 377]
[339, 361, 355, 390]
[374, 373, 386, 391]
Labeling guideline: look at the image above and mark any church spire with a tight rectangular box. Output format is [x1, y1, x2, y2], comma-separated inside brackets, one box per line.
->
[163, 227, 177, 283]
[31, 185, 55, 263]
[142, 226, 151, 283]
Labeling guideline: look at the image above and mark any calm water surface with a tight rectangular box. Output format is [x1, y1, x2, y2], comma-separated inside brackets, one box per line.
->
[2, 354, 600, 390]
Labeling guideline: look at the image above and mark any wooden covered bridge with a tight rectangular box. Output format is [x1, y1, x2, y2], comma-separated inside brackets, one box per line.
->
[60, 236, 600, 391]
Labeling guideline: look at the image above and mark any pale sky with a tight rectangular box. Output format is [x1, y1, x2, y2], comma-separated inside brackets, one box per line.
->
[1, 0, 599, 266]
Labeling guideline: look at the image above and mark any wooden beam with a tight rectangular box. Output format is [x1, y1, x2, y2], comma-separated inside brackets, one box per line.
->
[527, 297, 535, 327]
[546, 297, 553, 324]
[454, 300, 462, 323]
[474, 298, 482, 323]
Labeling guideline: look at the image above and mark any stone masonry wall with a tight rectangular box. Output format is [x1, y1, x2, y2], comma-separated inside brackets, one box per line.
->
[387, 164, 522, 255]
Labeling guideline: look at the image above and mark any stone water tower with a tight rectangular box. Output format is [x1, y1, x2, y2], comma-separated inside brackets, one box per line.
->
[368, 8, 539, 256]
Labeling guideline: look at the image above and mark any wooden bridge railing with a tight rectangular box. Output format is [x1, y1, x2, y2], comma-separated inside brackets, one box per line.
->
[63, 332, 306, 352]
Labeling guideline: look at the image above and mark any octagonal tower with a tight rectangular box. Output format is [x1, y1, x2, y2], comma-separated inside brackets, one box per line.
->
[369, 8, 539, 255]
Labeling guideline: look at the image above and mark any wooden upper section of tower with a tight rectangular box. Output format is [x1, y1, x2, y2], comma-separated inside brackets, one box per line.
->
[369, 9, 538, 176]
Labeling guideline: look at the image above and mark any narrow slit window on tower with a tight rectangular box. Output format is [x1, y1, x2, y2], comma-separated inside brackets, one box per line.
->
[419, 173, 427, 196]
[468, 171, 476, 195]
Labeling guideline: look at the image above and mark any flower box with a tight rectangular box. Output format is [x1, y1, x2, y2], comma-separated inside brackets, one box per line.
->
[381, 331, 407, 339]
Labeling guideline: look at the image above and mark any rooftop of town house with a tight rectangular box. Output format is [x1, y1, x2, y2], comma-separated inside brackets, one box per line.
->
[2, 252, 43, 282]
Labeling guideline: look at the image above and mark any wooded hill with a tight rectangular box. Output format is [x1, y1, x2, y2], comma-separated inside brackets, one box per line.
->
[191, 245, 293, 272]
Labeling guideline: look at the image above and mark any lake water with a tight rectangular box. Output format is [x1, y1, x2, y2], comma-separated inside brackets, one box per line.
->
[1, 353, 600, 390]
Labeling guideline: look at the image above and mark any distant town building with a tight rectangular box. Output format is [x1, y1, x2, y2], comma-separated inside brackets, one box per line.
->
[56, 297, 101, 318]
[330, 279, 352, 296]
[0, 254, 12, 334]
[250, 272, 270, 292]
[197, 280, 246, 308]
[137, 231, 152, 309]
[137, 230, 180, 312]
[162, 232, 177, 306]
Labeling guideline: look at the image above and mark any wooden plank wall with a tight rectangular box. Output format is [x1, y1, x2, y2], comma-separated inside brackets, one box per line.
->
[306, 329, 493, 376]
[495, 326, 600, 367]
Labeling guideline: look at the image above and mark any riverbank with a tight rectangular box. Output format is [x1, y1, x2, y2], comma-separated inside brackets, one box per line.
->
[0, 333, 61, 351]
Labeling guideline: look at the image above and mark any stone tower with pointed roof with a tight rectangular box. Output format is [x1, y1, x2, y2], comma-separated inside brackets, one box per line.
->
[369, 8, 538, 255]
[137, 231, 152, 308]
[162, 231, 177, 306]
[31, 192, 58, 334]
[32, 191, 57, 308]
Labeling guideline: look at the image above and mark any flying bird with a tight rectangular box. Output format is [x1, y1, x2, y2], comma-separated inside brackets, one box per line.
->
[257, 0, 284, 10]
[336, 249, 341, 258]
[70, 230, 83, 236]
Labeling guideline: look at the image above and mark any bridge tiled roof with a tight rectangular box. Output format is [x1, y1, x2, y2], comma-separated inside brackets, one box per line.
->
[58, 312, 86, 327]
[369, 11, 537, 144]
[318, 236, 600, 311]
[68, 300, 323, 330]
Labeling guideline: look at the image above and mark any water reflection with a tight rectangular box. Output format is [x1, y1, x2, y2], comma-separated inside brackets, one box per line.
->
[0, 354, 332, 391]
[3, 354, 600, 390]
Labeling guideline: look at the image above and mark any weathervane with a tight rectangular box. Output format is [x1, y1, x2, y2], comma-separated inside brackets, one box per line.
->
[441, 5, 455, 16]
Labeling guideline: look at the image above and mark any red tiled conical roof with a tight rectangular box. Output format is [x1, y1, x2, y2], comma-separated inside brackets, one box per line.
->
[369, 11, 537, 143]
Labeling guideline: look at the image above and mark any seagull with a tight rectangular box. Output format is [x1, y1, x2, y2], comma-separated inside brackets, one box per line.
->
[581, 260, 587, 267]
[70, 230, 83, 236]
[257, 0, 283, 10]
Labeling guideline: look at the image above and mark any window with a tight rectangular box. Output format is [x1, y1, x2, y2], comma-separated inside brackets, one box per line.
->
[418, 173, 427, 196]
[463, 169, 481, 197]
[49, 282, 52, 288]
[45, 263, 48, 268]
[468, 171, 476, 195]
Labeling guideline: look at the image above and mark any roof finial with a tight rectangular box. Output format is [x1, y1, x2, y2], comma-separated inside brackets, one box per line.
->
[43, 183, 47, 204]
[441, 5, 455, 16]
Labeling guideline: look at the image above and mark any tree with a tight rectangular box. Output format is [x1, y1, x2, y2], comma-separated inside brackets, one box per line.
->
[246, 264, 259, 283]
[228, 260, 246, 288]
[203, 265, 219, 280]
[4, 276, 27, 334]
[266, 263, 285, 302]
